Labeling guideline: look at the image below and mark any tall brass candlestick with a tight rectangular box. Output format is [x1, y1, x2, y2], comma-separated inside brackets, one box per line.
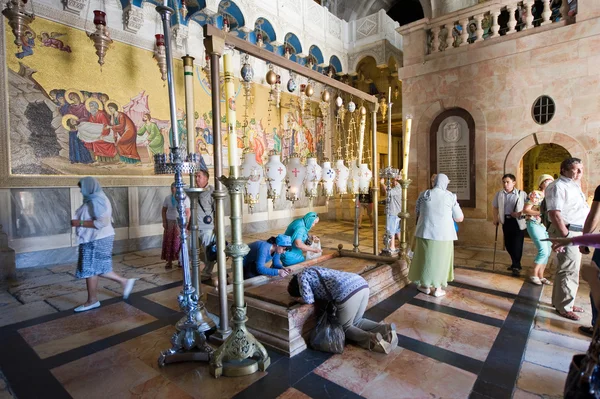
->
[399, 116, 413, 261]
[353, 106, 367, 253]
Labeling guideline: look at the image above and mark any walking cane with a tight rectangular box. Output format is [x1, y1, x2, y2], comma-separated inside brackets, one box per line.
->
[492, 224, 499, 270]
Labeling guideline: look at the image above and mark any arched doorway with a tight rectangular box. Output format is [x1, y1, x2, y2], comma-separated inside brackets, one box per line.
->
[519, 143, 571, 193]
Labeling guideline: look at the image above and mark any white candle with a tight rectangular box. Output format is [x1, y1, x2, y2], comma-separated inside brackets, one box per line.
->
[402, 118, 412, 180]
[185, 38, 190, 55]
[387, 99, 392, 168]
[223, 53, 238, 167]
[163, 0, 167, 7]
[388, 86, 391, 104]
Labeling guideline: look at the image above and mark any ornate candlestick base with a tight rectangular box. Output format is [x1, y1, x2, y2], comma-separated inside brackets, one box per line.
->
[379, 166, 400, 257]
[154, 152, 216, 367]
[209, 173, 270, 378]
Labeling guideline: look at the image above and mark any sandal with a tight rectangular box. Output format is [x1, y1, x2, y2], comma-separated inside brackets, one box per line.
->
[529, 276, 542, 285]
[540, 278, 553, 285]
[572, 306, 585, 313]
[558, 310, 580, 321]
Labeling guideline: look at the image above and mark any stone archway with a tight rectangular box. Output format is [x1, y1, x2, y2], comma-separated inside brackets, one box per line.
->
[504, 131, 590, 193]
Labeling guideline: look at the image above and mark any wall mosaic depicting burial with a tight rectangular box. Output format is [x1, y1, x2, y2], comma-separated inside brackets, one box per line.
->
[5, 17, 327, 176]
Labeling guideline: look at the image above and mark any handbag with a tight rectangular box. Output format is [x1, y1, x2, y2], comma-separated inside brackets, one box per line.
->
[565, 322, 600, 398]
[308, 270, 346, 354]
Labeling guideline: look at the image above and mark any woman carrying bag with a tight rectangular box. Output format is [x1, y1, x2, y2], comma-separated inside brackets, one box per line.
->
[287, 266, 397, 354]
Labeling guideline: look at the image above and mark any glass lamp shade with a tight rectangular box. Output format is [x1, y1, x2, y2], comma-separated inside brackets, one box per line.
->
[155, 34, 165, 47]
[304, 157, 322, 198]
[321, 161, 336, 197]
[264, 153, 286, 199]
[358, 163, 372, 194]
[93, 10, 107, 26]
[241, 152, 263, 205]
[286, 156, 306, 202]
[349, 159, 360, 195]
[334, 159, 349, 195]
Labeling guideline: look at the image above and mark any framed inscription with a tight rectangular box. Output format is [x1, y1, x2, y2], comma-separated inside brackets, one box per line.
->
[430, 109, 476, 208]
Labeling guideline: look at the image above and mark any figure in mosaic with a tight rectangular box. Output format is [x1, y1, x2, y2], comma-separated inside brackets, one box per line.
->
[38, 32, 72, 53]
[106, 101, 141, 164]
[137, 113, 165, 157]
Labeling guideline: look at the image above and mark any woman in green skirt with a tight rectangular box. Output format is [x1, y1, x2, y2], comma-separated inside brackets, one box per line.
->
[409, 174, 464, 297]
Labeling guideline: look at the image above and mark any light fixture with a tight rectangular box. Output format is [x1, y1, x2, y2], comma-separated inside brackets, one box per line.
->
[286, 154, 306, 203]
[256, 31, 263, 48]
[265, 150, 286, 201]
[89, 9, 113, 66]
[305, 156, 322, 199]
[154, 34, 167, 80]
[222, 14, 229, 32]
[2, 0, 34, 47]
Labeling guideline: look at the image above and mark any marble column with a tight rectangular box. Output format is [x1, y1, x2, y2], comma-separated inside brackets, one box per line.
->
[490, 10, 501, 37]
[507, 6, 517, 34]
[475, 14, 484, 42]
[460, 18, 470, 45]
[445, 24, 454, 49]
[541, 0, 552, 25]
[431, 26, 440, 53]
[524, 1, 534, 29]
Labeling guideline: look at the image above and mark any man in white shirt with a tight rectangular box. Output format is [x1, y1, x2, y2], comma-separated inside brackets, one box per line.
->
[492, 174, 527, 276]
[545, 157, 590, 321]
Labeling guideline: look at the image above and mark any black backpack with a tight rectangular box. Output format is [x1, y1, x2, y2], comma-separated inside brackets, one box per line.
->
[540, 198, 551, 229]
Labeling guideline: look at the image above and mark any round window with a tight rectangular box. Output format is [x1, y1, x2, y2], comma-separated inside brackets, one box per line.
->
[532, 95, 555, 125]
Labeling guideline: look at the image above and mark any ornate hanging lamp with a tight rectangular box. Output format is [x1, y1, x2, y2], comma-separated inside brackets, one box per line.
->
[154, 34, 167, 80]
[256, 31, 263, 48]
[2, 0, 34, 47]
[286, 154, 306, 203]
[89, 8, 113, 67]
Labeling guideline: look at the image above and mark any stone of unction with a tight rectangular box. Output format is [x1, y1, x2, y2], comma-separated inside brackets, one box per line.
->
[0, 225, 16, 281]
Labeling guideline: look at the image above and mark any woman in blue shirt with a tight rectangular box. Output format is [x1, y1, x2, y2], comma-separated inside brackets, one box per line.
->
[243, 234, 293, 279]
[281, 212, 321, 266]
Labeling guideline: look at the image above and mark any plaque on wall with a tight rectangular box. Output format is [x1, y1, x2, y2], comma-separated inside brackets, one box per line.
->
[430, 109, 476, 208]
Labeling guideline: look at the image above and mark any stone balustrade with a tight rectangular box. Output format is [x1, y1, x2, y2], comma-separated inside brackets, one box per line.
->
[425, 0, 575, 55]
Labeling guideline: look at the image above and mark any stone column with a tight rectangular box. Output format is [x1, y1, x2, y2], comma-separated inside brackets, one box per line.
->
[490, 10, 501, 37]
[460, 18, 470, 46]
[541, 0, 552, 25]
[524, 1, 534, 29]
[0, 225, 16, 281]
[431, 26, 440, 53]
[445, 24, 455, 49]
[475, 14, 484, 42]
[507, 6, 517, 34]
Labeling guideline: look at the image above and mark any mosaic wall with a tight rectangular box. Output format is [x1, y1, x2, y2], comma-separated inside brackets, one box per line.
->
[5, 17, 327, 176]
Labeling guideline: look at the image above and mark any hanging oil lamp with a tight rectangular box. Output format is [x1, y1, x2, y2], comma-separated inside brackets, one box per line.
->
[154, 34, 167, 81]
[2, 0, 34, 47]
[284, 46, 291, 59]
[256, 31, 263, 48]
[222, 14, 230, 32]
[306, 56, 314, 70]
[89, 10, 113, 67]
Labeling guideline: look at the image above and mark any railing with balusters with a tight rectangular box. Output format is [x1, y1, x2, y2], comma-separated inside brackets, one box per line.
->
[426, 0, 576, 55]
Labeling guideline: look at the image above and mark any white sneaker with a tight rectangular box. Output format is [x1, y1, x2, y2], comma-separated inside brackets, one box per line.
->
[417, 286, 431, 295]
[433, 288, 446, 297]
[123, 278, 136, 299]
[74, 301, 100, 312]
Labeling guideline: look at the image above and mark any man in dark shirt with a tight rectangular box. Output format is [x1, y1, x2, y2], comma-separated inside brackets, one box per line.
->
[578, 184, 600, 336]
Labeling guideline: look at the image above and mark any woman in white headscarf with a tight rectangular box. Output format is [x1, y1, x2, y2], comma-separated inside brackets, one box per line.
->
[409, 174, 464, 297]
[71, 177, 136, 312]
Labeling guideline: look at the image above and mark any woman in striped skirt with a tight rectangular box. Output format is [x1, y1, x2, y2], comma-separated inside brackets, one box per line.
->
[71, 177, 136, 312]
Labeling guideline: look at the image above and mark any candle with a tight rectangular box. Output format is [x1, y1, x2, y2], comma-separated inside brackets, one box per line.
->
[387, 98, 392, 168]
[223, 53, 238, 167]
[163, 0, 167, 6]
[388, 86, 391, 104]
[402, 117, 412, 180]
[185, 38, 190, 55]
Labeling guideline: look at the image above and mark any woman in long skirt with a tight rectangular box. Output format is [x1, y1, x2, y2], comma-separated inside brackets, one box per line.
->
[161, 182, 191, 269]
[409, 174, 464, 298]
[71, 177, 136, 312]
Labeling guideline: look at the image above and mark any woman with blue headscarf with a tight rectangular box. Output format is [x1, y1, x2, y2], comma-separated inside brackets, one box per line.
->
[71, 177, 136, 312]
[409, 174, 463, 298]
[281, 212, 322, 266]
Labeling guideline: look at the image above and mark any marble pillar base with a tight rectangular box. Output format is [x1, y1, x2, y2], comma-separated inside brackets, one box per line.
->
[0, 247, 16, 280]
[206, 253, 410, 357]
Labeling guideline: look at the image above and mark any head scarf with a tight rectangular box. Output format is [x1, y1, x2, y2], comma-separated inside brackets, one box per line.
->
[433, 174, 450, 190]
[423, 173, 450, 202]
[79, 176, 109, 218]
[303, 212, 319, 231]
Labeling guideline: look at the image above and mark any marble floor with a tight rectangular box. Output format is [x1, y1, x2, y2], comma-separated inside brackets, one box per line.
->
[0, 220, 593, 399]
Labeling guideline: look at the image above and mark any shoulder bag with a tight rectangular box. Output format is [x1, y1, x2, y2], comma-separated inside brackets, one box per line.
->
[308, 269, 346, 354]
[565, 322, 600, 398]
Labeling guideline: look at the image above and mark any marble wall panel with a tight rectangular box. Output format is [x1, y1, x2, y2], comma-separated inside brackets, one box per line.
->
[138, 186, 170, 225]
[10, 188, 70, 239]
[103, 187, 129, 228]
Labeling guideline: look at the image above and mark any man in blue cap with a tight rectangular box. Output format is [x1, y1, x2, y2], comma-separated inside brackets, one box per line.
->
[243, 234, 293, 279]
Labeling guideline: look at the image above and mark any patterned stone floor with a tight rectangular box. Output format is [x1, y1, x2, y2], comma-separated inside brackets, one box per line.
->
[0, 220, 593, 398]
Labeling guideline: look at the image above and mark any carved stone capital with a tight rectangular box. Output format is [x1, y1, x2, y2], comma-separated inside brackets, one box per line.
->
[171, 24, 188, 49]
[62, 0, 87, 15]
[123, 4, 144, 34]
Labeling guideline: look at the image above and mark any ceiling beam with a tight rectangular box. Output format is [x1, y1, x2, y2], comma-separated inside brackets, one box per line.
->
[204, 24, 377, 104]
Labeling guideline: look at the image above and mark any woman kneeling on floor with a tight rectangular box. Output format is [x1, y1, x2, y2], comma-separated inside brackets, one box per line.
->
[243, 234, 293, 279]
[288, 266, 397, 354]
